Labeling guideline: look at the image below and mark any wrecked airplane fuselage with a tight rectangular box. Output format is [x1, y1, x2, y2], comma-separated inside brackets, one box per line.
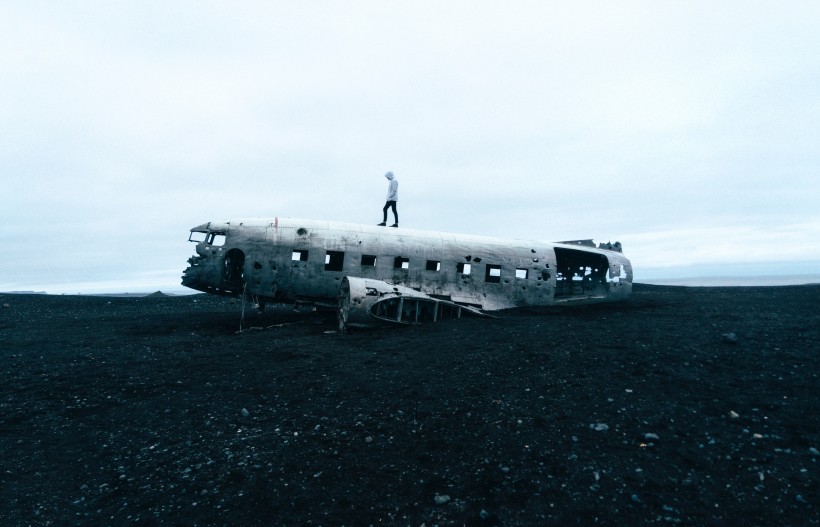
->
[181, 218, 632, 331]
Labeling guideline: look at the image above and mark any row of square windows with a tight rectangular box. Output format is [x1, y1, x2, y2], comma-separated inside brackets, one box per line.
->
[292, 249, 531, 282]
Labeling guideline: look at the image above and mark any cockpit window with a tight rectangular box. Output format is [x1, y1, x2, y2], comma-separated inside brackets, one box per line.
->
[207, 233, 226, 246]
[189, 230, 226, 246]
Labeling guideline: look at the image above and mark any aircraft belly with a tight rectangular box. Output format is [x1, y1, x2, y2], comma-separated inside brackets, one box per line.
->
[338, 276, 489, 332]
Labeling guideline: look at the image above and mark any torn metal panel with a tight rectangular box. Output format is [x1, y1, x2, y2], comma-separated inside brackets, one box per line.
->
[181, 217, 633, 327]
[337, 277, 488, 332]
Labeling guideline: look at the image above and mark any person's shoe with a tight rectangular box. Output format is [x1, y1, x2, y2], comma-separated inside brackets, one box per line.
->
[377, 222, 386, 226]
[390, 224, 398, 228]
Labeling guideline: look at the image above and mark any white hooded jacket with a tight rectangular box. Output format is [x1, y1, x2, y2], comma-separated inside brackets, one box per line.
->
[385, 172, 398, 201]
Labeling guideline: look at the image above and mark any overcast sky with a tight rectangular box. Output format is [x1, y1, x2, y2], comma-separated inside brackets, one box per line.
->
[2, 1, 819, 293]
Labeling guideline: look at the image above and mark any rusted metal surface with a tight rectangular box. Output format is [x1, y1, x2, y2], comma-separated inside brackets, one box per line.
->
[182, 218, 632, 329]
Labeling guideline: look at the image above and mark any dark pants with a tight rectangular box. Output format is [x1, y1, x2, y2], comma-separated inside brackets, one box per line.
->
[382, 201, 398, 223]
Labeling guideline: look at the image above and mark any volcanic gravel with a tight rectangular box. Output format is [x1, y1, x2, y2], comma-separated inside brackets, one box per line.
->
[1, 284, 818, 526]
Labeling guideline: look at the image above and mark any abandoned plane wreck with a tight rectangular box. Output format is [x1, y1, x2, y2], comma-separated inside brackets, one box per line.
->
[181, 218, 633, 331]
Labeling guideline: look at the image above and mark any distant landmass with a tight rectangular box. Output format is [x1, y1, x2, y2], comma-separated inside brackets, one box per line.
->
[89, 291, 179, 298]
[0, 291, 183, 298]
[642, 274, 820, 287]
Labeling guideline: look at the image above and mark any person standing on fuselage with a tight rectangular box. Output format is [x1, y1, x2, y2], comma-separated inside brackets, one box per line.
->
[378, 171, 398, 227]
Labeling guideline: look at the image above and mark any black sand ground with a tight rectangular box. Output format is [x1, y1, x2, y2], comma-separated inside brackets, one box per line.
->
[1, 284, 818, 526]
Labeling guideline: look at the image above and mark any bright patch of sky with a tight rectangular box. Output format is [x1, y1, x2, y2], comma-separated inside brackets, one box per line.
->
[2, 1, 819, 293]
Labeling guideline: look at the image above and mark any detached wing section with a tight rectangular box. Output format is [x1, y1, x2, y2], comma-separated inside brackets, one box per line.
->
[338, 277, 488, 332]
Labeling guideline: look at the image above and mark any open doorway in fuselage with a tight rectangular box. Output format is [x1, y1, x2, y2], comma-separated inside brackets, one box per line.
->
[553, 247, 608, 300]
[223, 248, 246, 293]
